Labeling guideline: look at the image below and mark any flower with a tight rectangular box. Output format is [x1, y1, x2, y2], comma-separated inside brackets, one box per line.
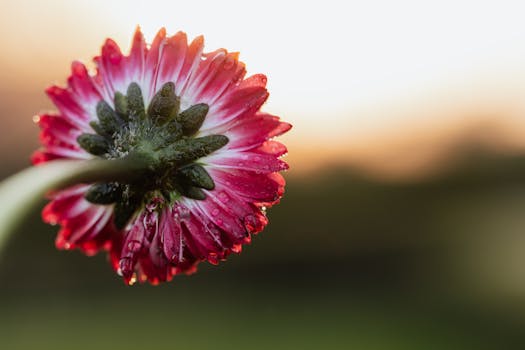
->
[32, 27, 291, 285]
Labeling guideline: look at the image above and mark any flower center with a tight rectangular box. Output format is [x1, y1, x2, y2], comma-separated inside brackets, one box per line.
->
[77, 82, 228, 229]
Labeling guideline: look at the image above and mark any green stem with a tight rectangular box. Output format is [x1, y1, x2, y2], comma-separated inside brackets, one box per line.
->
[0, 156, 150, 254]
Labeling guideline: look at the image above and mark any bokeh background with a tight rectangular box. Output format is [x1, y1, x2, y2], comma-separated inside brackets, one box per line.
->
[2, 0, 525, 348]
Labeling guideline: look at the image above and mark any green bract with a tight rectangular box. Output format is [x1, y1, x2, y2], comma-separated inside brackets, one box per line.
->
[77, 82, 228, 229]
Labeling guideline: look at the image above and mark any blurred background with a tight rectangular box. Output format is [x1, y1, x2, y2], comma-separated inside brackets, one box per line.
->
[2, 0, 525, 348]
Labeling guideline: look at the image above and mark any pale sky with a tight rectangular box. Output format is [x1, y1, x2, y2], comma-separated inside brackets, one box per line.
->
[2, 0, 525, 174]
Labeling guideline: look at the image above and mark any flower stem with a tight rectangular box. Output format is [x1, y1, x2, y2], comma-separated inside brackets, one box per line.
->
[0, 156, 150, 254]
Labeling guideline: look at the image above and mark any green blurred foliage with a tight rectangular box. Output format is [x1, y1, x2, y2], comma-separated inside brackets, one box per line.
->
[2, 147, 525, 349]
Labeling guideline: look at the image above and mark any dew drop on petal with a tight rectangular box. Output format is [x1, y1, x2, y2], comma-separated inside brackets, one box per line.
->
[218, 191, 229, 203]
[119, 257, 134, 276]
[211, 208, 220, 216]
[127, 240, 142, 253]
[179, 206, 191, 220]
[32, 115, 40, 123]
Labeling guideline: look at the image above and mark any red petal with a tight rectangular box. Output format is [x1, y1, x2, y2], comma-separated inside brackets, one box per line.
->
[154, 31, 188, 94]
[208, 168, 285, 204]
[206, 151, 288, 173]
[126, 26, 146, 83]
[143, 28, 167, 99]
[43, 185, 114, 254]
[181, 206, 223, 260]
[184, 50, 246, 106]
[201, 75, 269, 131]
[45, 85, 91, 128]
[37, 114, 82, 149]
[193, 195, 248, 244]
[31, 150, 64, 165]
[223, 113, 292, 150]
[253, 141, 288, 157]
[160, 206, 184, 263]
[67, 61, 103, 110]
[96, 38, 127, 96]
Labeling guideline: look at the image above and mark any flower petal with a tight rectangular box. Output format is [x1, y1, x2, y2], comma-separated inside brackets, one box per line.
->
[126, 26, 146, 84]
[252, 140, 288, 157]
[67, 61, 103, 113]
[222, 112, 292, 150]
[45, 86, 92, 128]
[207, 168, 285, 204]
[142, 28, 167, 101]
[200, 74, 269, 131]
[183, 50, 246, 107]
[204, 150, 288, 173]
[151, 32, 206, 101]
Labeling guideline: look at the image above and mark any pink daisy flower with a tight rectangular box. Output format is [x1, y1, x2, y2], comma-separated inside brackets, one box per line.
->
[32, 27, 291, 285]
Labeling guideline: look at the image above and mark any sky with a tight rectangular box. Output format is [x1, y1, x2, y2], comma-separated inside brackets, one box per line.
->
[2, 0, 525, 176]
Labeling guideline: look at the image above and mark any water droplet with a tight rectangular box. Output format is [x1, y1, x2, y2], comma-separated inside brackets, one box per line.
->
[32, 115, 40, 123]
[211, 208, 220, 216]
[179, 206, 191, 220]
[207, 224, 220, 239]
[64, 242, 71, 250]
[119, 258, 134, 277]
[218, 192, 229, 203]
[127, 240, 142, 253]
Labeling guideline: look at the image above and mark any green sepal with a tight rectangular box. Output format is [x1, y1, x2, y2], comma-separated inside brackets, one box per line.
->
[114, 92, 129, 121]
[127, 82, 146, 120]
[177, 103, 208, 136]
[178, 164, 214, 190]
[147, 82, 180, 124]
[85, 182, 122, 204]
[113, 194, 142, 230]
[77, 133, 110, 156]
[165, 119, 184, 144]
[89, 121, 109, 137]
[178, 185, 206, 200]
[160, 135, 229, 164]
[96, 100, 122, 135]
